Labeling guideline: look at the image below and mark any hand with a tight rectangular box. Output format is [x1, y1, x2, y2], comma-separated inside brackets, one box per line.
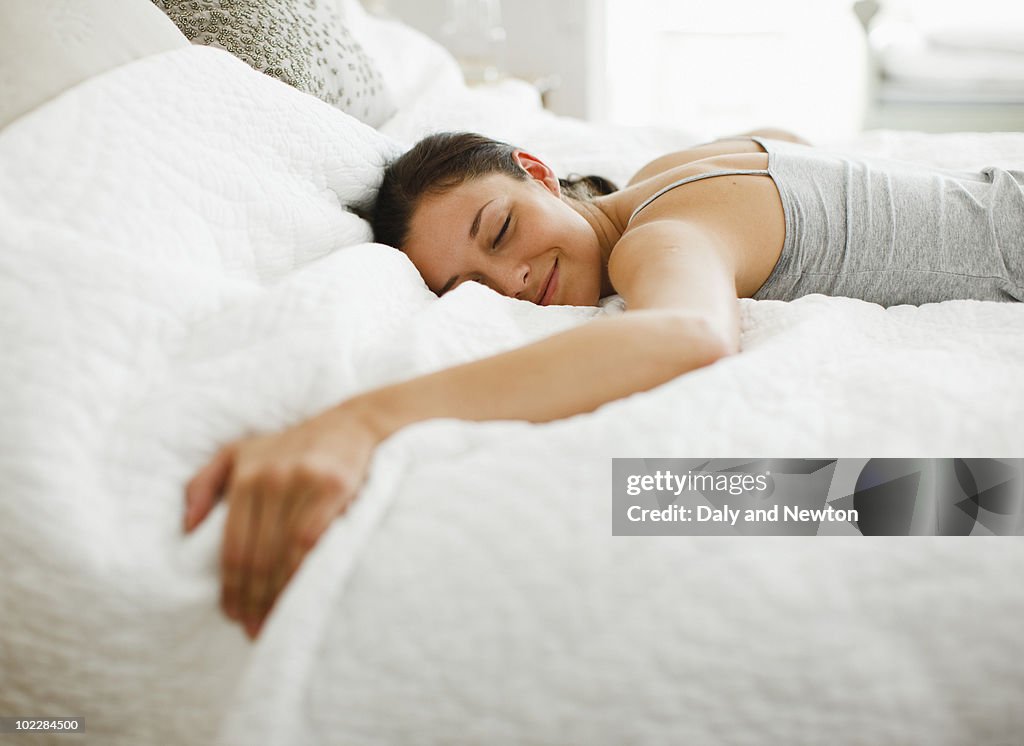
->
[183, 401, 383, 639]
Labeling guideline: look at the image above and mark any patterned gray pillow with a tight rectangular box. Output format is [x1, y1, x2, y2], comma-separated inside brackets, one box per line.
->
[152, 0, 395, 127]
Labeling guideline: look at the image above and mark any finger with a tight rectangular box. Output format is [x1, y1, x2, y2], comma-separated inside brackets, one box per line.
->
[237, 487, 264, 638]
[244, 479, 291, 638]
[257, 485, 316, 634]
[254, 491, 338, 635]
[220, 479, 257, 623]
[255, 477, 353, 634]
[282, 489, 346, 592]
[184, 445, 235, 532]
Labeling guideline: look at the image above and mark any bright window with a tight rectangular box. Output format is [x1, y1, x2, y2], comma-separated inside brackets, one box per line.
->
[602, 0, 870, 140]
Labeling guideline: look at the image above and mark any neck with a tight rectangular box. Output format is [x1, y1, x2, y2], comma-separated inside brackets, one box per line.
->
[572, 197, 625, 297]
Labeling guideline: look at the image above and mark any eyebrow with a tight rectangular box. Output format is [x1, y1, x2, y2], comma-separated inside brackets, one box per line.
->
[438, 274, 459, 296]
[470, 199, 495, 240]
[437, 198, 496, 296]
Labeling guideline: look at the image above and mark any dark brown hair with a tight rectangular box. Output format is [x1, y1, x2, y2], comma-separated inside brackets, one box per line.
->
[369, 131, 617, 250]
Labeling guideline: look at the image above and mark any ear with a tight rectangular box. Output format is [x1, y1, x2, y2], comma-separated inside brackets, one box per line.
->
[513, 150, 561, 196]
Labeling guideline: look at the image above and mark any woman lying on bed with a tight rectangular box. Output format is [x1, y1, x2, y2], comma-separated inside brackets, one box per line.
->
[184, 128, 1024, 638]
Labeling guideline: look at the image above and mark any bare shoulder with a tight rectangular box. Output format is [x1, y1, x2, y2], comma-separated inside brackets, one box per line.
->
[610, 165, 786, 298]
[603, 151, 770, 230]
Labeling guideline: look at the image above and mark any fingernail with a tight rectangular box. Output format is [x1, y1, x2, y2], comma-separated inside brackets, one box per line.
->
[245, 619, 260, 639]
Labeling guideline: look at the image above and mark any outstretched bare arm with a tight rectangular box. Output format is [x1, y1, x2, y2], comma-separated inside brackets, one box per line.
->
[184, 219, 740, 639]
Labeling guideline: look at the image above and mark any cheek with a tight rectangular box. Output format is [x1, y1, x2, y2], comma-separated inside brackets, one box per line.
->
[526, 199, 598, 268]
[543, 203, 591, 249]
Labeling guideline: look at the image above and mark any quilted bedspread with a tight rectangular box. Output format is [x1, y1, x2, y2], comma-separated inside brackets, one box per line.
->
[2, 45, 1024, 745]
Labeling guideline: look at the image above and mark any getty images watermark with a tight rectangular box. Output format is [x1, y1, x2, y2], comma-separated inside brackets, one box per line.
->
[611, 459, 1024, 536]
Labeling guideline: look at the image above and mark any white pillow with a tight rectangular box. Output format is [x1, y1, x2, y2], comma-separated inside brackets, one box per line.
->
[0, 0, 188, 130]
[152, 0, 396, 127]
[346, 2, 467, 116]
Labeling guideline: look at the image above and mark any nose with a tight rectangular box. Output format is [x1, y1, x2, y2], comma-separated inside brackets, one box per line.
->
[501, 258, 531, 300]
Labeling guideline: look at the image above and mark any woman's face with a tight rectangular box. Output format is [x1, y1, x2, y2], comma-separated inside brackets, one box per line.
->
[401, 153, 606, 306]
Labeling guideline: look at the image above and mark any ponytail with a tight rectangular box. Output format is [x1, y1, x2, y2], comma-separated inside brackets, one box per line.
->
[558, 173, 619, 201]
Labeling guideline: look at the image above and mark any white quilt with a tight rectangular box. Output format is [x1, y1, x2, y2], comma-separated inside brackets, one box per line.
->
[2, 44, 1024, 746]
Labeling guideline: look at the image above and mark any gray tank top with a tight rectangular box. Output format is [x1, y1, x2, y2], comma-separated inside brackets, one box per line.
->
[627, 136, 1024, 306]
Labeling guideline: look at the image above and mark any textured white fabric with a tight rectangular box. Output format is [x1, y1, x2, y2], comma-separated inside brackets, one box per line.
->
[2, 38, 1024, 746]
[218, 292, 1024, 746]
[0, 45, 401, 744]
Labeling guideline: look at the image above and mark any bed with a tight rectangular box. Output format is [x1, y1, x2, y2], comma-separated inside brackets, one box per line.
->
[2, 2, 1023, 744]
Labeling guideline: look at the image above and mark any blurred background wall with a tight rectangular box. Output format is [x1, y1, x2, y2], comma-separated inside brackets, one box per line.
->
[370, 0, 1024, 138]
[367, 0, 606, 120]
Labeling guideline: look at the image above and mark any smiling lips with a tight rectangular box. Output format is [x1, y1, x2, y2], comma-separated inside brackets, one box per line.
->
[535, 258, 559, 306]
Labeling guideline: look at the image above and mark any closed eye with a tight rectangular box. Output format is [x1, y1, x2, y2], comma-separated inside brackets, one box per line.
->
[492, 213, 511, 250]
[439, 272, 492, 297]
[462, 274, 488, 289]
[469, 273, 507, 294]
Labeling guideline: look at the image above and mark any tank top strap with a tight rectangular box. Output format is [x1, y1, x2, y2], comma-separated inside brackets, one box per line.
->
[627, 168, 770, 224]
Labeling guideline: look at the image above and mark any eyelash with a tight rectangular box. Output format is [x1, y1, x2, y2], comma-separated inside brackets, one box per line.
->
[492, 213, 511, 250]
[443, 211, 510, 295]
